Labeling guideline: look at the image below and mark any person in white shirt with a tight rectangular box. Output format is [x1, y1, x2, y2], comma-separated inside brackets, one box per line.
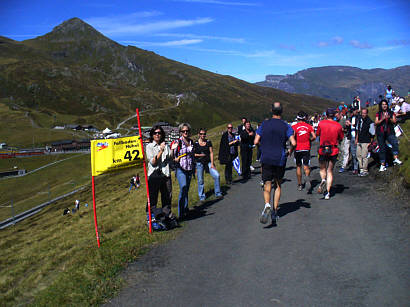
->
[145, 126, 174, 211]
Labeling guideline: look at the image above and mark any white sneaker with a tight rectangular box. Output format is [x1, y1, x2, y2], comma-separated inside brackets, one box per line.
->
[250, 166, 255, 171]
[324, 193, 330, 200]
[379, 165, 387, 172]
[259, 203, 271, 224]
[393, 158, 402, 165]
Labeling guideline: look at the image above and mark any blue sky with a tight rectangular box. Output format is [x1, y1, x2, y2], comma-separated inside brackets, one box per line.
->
[1, 0, 409, 82]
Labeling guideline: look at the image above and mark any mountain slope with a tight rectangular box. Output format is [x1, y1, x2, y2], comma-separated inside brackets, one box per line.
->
[0, 18, 335, 138]
[256, 66, 410, 103]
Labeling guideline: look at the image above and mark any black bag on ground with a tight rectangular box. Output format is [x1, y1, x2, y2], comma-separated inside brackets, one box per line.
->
[148, 207, 179, 231]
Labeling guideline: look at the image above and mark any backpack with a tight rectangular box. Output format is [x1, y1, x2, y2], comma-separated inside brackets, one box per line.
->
[146, 207, 179, 231]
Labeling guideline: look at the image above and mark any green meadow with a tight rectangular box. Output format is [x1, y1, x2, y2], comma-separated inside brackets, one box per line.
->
[0, 123, 240, 306]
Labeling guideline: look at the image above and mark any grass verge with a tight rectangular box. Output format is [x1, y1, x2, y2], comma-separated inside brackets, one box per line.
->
[0, 122, 242, 306]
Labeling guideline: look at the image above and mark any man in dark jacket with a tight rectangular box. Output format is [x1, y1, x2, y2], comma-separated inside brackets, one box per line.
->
[218, 124, 239, 184]
[355, 108, 375, 176]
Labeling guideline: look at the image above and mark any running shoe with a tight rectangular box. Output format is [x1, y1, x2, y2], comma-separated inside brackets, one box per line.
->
[259, 203, 271, 224]
[271, 210, 279, 225]
[324, 193, 330, 200]
[250, 165, 255, 171]
[297, 184, 303, 191]
[379, 165, 387, 172]
[339, 167, 345, 173]
[318, 180, 326, 194]
[393, 158, 402, 165]
[361, 171, 369, 177]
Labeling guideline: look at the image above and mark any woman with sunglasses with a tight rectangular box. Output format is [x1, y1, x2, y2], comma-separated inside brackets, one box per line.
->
[218, 123, 239, 185]
[194, 128, 223, 202]
[145, 126, 174, 213]
[171, 123, 195, 220]
[375, 99, 402, 171]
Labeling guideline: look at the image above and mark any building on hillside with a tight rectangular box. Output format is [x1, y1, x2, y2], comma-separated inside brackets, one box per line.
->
[51, 139, 90, 152]
[64, 124, 82, 130]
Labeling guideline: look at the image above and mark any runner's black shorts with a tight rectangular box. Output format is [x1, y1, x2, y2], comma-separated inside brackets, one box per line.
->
[318, 154, 338, 164]
[261, 163, 285, 182]
[294, 151, 310, 166]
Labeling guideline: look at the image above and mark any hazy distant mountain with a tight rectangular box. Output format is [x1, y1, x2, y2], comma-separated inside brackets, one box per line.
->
[0, 18, 335, 130]
[256, 66, 410, 104]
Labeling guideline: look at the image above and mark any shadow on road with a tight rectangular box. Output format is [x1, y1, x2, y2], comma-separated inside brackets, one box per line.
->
[277, 198, 311, 218]
[331, 184, 348, 196]
[185, 196, 224, 221]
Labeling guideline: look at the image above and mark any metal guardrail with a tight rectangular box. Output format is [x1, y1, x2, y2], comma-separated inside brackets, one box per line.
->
[0, 185, 88, 230]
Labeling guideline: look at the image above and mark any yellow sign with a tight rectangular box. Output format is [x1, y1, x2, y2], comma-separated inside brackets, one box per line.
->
[91, 136, 143, 176]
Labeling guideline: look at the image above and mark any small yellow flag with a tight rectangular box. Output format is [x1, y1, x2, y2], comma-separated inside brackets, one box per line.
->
[91, 136, 143, 176]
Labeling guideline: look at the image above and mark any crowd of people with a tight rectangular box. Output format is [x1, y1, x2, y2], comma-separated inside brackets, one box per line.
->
[141, 85, 407, 229]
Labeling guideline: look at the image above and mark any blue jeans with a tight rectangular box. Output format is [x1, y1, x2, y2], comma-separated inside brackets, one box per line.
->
[377, 133, 399, 163]
[350, 137, 358, 171]
[176, 167, 193, 219]
[196, 162, 222, 200]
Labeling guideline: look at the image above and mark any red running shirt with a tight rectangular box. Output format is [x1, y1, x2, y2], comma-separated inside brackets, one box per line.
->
[316, 120, 344, 156]
[293, 122, 314, 151]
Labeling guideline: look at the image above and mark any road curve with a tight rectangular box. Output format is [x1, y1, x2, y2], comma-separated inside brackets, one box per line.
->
[105, 152, 410, 307]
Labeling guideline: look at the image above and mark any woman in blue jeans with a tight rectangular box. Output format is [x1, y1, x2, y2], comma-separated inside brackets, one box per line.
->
[171, 123, 195, 220]
[375, 99, 402, 171]
[194, 128, 222, 202]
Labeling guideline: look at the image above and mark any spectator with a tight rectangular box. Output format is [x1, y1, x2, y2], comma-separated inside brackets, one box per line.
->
[194, 128, 222, 201]
[239, 121, 255, 182]
[254, 102, 296, 225]
[292, 111, 316, 192]
[218, 123, 240, 185]
[129, 175, 137, 191]
[172, 123, 195, 220]
[145, 126, 173, 212]
[396, 97, 410, 123]
[375, 100, 402, 171]
[385, 85, 394, 105]
[339, 109, 351, 173]
[348, 108, 360, 175]
[135, 173, 140, 188]
[316, 108, 344, 200]
[355, 109, 375, 176]
[237, 117, 247, 134]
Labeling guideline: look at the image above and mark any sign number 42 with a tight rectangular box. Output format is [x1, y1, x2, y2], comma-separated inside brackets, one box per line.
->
[124, 150, 140, 161]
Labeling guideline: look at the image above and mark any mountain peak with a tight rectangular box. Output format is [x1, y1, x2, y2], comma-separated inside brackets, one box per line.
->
[33, 17, 111, 43]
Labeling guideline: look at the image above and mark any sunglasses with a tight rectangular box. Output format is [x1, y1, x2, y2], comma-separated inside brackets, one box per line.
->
[199, 133, 206, 135]
[227, 127, 233, 129]
[181, 130, 190, 133]
[153, 131, 162, 135]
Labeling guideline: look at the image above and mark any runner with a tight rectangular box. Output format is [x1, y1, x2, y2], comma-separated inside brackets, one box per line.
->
[291, 111, 316, 192]
[316, 108, 344, 200]
[254, 102, 296, 225]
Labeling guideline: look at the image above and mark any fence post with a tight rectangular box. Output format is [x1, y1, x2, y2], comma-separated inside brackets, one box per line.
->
[11, 199, 15, 225]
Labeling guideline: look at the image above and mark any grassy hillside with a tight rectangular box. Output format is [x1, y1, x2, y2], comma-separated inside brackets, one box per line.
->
[0, 18, 336, 148]
[0, 153, 90, 220]
[0, 122, 242, 306]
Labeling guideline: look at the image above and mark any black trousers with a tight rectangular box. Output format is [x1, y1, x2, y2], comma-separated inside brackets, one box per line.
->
[224, 154, 236, 183]
[241, 147, 253, 179]
[147, 175, 172, 211]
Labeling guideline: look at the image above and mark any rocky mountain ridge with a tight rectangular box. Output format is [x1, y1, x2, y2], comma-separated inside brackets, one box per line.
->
[256, 66, 410, 103]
